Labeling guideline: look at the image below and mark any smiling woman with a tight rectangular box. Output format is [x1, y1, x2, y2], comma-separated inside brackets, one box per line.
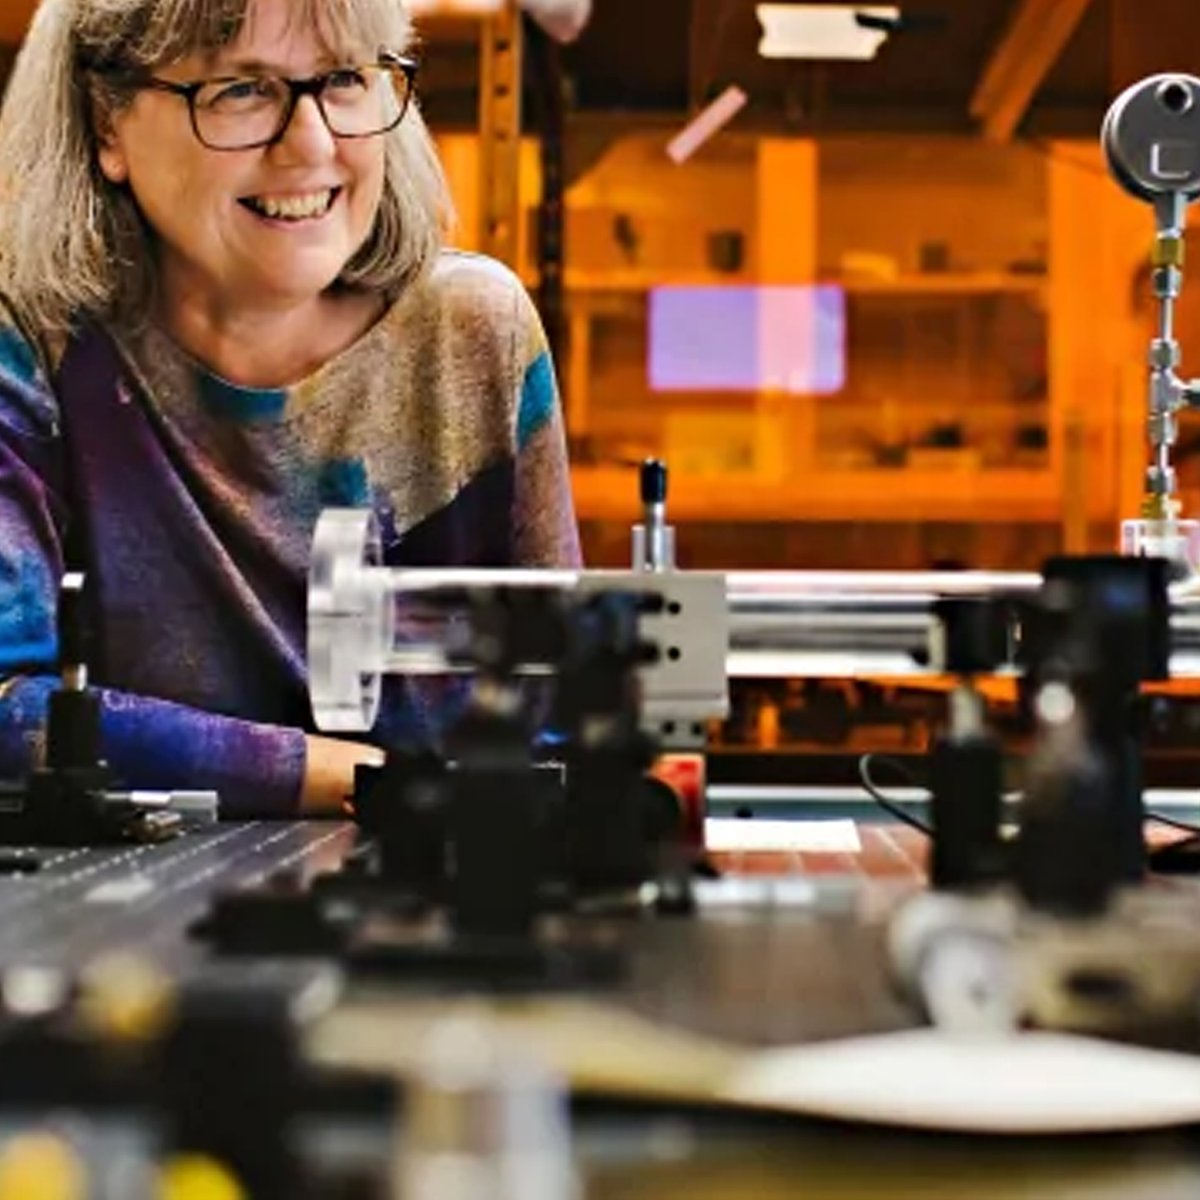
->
[0, 0, 581, 818]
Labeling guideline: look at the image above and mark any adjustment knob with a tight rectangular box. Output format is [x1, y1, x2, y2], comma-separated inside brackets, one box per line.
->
[57, 573, 89, 671]
[640, 459, 668, 506]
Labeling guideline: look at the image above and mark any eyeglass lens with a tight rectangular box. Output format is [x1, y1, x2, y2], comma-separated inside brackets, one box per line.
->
[192, 66, 409, 149]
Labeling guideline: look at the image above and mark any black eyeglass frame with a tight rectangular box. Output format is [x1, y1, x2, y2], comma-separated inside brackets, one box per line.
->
[114, 51, 418, 152]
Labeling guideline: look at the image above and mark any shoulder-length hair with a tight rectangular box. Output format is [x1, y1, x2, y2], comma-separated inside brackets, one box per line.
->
[0, 0, 451, 336]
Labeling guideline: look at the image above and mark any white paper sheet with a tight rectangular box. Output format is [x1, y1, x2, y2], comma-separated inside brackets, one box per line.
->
[705, 818, 862, 854]
[728, 1029, 1200, 1133]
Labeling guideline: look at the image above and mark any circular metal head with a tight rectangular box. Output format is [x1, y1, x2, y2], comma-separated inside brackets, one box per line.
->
[1102, 73, 1200, 202]
[307, 508, 391, 732]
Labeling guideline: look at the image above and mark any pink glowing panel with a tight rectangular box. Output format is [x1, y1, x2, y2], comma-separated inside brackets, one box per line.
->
[648, 285, 846, 393]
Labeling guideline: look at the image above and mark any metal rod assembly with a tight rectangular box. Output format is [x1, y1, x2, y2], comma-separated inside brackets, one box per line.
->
[306, 510, 1200, 732]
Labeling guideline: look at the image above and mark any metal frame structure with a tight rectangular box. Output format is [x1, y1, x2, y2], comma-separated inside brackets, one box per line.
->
[478, 0, 525, 265]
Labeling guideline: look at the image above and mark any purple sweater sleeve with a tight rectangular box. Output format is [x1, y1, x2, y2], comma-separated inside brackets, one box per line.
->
[0, 325, 307, 818]
[0, 677, 307, 819]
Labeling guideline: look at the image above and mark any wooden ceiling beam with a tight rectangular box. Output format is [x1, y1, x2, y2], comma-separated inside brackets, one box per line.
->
[970, 0, 1096, 142]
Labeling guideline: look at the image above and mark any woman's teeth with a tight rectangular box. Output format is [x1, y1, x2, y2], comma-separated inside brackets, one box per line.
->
[244, 189, 337, 221]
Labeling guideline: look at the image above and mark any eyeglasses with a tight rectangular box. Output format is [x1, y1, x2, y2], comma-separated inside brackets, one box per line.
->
[122, 52, 417, 152]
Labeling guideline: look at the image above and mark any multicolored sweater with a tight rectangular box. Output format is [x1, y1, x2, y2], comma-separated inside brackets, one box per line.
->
[0, 251, 581, 816]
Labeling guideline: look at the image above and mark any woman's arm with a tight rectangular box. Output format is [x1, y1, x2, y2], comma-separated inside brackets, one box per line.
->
[0, 325, 377, 819]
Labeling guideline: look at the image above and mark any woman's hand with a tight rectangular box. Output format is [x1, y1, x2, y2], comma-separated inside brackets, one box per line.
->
[300, 735, 386, 817]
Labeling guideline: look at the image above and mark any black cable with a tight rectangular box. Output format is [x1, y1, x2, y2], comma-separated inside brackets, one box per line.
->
[1147, 811, 1200, 836]
[1146, 814, 1200, 875]
[857, 753, 933, 837]
[858, 758, 1200, 849]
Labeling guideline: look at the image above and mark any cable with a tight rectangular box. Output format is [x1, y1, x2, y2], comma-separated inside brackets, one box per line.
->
[1146, 813, 1200, 875]
[1147, 811, 1200, 836]
[857, 753, 933, 837]
[858, 758, 1200, 849]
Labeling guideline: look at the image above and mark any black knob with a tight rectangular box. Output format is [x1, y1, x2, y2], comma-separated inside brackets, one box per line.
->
[640, 459, 668, 505]
[57, 573, 89, 668]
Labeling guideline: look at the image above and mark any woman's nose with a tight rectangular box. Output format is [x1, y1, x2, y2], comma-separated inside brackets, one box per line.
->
[271, 93, 337, 160]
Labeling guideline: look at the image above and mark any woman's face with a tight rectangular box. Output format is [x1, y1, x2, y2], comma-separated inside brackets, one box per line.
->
[98, 0, 388, 316]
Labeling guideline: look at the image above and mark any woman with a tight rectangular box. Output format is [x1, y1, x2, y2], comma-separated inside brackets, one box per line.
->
[0, 0, 582, 816]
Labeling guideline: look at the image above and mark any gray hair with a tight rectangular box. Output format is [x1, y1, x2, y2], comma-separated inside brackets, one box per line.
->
[0, 0, 451, 335]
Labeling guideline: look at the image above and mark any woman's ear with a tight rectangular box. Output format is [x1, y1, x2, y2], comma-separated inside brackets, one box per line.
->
[97, 142, 129, 184]
[92, 96, 129, 184]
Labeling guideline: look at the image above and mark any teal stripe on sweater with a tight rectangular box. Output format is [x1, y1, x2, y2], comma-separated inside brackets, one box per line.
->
[517, 351, 555, 451]
[0, 327, 38, 390]
[198, 372, 287, 422]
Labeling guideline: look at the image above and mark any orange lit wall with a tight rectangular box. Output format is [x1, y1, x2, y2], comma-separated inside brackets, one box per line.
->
[438, 128, 1162, 571]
